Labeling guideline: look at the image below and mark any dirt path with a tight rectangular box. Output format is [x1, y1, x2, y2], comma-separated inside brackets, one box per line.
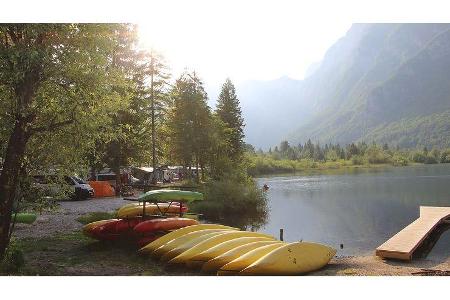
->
[12, 197, 128, 239]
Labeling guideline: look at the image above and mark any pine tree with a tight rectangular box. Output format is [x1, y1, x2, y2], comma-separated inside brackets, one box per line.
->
[215, 78, 245, 160]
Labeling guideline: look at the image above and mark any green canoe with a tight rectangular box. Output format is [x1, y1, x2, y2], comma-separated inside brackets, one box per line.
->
[13, 213, 37, 224]
[138, 189, 203, 203]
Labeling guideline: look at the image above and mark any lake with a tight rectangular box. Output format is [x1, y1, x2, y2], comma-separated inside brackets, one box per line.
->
[256, 164, 450, 258]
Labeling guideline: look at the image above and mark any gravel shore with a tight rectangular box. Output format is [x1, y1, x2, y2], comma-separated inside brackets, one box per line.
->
[10, 197, 450, 276]
[12, 197, 129, 239]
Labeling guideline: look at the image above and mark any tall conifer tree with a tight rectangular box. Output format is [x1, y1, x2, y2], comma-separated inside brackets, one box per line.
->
[215, 78, 244, 160]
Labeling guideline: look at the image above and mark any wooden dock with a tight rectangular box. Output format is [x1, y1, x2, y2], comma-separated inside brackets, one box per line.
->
[376, 206, 450, 260]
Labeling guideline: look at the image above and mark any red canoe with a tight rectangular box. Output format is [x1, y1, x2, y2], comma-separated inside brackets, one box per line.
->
[133, 218, 199, 236]
[90, 217, 147, 241]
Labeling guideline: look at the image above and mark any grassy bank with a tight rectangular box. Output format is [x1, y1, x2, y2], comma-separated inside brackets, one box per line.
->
[0, 231, 198, 276]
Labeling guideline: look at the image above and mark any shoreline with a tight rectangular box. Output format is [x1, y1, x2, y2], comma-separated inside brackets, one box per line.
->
[251, 162, 441, 178]
[5, 197, 448, 276]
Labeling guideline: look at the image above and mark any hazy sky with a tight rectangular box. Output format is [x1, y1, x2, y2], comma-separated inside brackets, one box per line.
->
[137, 2, 352, 83]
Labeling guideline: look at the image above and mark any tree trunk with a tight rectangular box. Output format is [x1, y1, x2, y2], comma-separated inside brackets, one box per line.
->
[114, 166, 122, 196]
[150, 55, 157, 185]
[0, 119, 30, 259]
[195, 155, 200, 183]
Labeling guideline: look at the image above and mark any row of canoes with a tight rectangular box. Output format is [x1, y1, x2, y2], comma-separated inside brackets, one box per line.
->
[82, 197, 198, 246]
[139, 224, 337, 275]
[82, 190, 336, 275]
[83, 217, 199, 246]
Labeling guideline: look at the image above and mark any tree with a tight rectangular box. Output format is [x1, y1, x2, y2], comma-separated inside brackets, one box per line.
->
[0, 24, 132, 259]
[95, 49, 170, 190]
[167, 71, 211, 182]
[146, 51, 170, 179]
[215, 78, 245, 160]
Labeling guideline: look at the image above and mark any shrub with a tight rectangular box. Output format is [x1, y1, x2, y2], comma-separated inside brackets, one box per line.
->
[0, 239, 25, 274]
[441, 149, 450, 163]
[351, 155, 365, 165]
[191, 176, 268, 230]
[423, 155, 438, 164]
[391, 153, 409, 166]
[411, 151, 427, 163]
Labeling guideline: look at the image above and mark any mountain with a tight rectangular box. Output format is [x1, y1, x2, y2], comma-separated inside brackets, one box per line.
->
[235, 77, 312, 150]
[285, 23, 450, 149]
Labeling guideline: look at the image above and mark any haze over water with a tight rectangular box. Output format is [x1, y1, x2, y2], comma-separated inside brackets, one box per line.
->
[257, 164, 450, 258]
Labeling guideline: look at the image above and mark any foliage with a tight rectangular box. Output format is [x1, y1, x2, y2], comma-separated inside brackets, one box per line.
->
[191, 174, 268, 230]
[0, 23, 135, 258]
[166, 71, 211, 181]
[247, 139, 450, 175]
[0, 239, 24, 274]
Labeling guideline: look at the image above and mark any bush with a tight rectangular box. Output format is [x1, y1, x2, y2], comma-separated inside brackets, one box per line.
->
[0, 239, 25, 274]
[441, 149, 450, 163]
[351, 155, 365, 165]
[411, 151, 427, 163]
[191, 177, 268, 230]
[365, 146, 391, 164]
[391, 153, 409, 166]
[423, 155, 438, 164]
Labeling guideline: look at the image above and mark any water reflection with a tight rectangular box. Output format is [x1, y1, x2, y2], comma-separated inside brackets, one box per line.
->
[257, 164, 450, 257]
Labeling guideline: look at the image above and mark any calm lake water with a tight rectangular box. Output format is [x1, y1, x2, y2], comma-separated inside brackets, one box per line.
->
[256, 164, 450, 258]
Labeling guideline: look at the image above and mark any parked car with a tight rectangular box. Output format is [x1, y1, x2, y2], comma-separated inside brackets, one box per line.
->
[33, 175, 94, 201]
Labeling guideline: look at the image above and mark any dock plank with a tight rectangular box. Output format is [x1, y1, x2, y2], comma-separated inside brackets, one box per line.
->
[376, 206, 450, 260]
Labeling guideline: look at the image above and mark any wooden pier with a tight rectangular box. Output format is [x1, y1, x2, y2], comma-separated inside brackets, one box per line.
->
[376, 206, 450, 260]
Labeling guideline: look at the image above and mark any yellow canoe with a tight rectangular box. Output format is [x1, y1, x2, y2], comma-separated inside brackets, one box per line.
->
[138, 224, 238, 254]
[152, 229, 236, 257]
[190, 236, 275, 264]
[168, 231, 275, 265]
[217, 243, 286, 275]
[240, 242, 336, 275]
[201, 240, 282, 273]
[160, 231, 232, 262]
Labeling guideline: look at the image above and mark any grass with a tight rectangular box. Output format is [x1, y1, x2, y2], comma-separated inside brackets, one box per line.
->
[76, 211, 118, 225]
[2, 231, 200, 276]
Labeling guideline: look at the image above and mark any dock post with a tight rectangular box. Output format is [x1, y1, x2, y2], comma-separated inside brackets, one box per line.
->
[279, 228, 284, 241]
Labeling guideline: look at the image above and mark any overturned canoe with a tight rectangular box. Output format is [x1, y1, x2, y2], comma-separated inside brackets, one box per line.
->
[134, 218, 199, 236]
[218, 243, 286, 275]
[90, 217, 145, 241]
[240, 242, 336, 275]
[160, 231, 232, 262]
[139, 189, 203, 203]
[138, 224, 239, 254]
[82, 219, 120, 238]
[117, 203, 188, 218]
[187, 236, 274, 265]
[201, 240, 282, 273]
[168, 231, 275, 265]
[152, 229, 237, 257]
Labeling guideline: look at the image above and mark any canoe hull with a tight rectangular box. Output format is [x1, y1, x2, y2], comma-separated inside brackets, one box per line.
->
[139, 224, 239, 254]
[240, 242, 336, 275]
[134, 218, 199, 236]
